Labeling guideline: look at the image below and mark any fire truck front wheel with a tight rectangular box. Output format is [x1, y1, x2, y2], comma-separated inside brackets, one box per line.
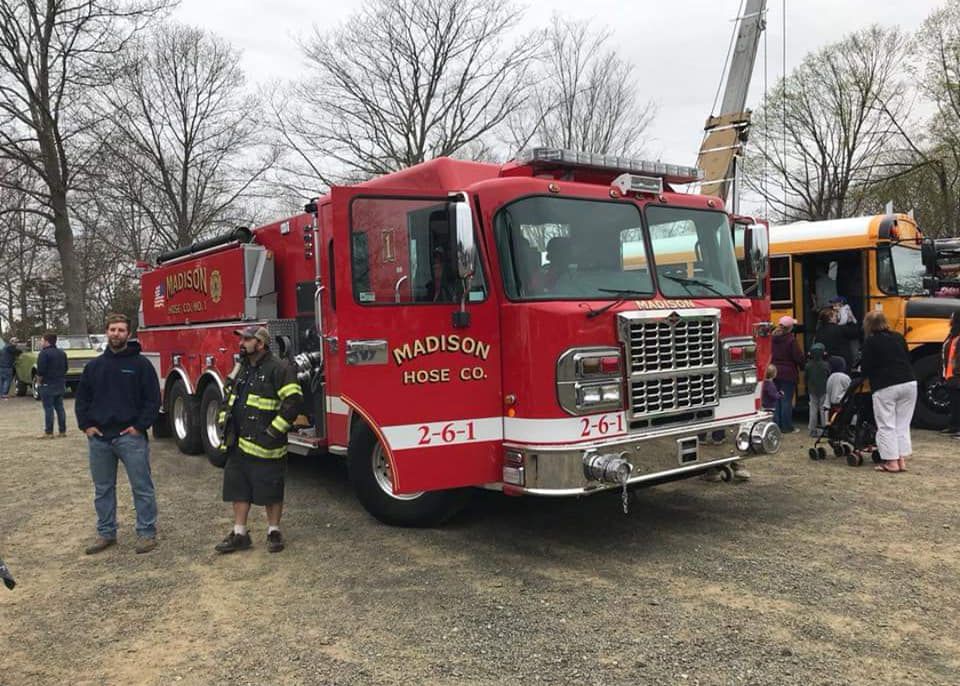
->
[169, 380, 203, 455]
[348, 425, 469, 527]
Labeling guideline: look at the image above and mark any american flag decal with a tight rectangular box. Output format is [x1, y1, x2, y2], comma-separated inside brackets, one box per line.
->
[153, 282, 165, 308]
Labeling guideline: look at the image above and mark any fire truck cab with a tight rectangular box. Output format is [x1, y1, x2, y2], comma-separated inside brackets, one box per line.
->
[139, 148, 780, 525]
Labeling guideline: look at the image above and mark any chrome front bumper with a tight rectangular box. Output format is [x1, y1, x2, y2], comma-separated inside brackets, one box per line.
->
[502, 412, 779, 497]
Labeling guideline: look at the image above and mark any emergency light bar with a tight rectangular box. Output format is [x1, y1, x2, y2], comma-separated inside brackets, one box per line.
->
[516, 147, 705, 185]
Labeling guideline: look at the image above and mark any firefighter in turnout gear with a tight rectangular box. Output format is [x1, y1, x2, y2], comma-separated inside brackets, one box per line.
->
[215, 325, 302, 553]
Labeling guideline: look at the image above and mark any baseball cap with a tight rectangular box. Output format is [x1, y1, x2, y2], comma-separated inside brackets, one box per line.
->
[234, 325, 270, 346]
[778, 315, 795, 327]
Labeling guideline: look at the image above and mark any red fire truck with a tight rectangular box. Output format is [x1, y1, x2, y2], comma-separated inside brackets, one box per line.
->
[138, 148, 781, 525]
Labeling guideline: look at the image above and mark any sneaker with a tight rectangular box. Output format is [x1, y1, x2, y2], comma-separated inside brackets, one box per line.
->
[267, 530, 285, 553]
[57, 432, 67, 438]
[38, 433, 54, 439]
[941, 427, 960, 434]
[84, 536, 117, 555]
[215, 531, 252, 554]
[135, 537, 157, 554]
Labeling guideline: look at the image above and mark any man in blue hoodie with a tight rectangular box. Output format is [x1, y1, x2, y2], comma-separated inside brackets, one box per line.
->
[36, 332, 68, 437]
[75, 314, 161, 555]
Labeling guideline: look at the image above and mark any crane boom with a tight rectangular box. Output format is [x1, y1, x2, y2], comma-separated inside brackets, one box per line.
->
[697, 0, 767, 205]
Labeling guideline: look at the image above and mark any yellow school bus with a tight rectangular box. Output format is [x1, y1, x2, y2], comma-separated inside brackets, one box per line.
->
[769, 213, 959, 428]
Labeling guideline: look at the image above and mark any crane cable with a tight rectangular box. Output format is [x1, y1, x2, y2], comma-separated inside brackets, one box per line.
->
[763, 5, 769, 216]
[782, 0, 788, 214]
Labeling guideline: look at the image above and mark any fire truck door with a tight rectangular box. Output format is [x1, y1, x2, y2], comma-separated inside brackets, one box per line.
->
[330, 188, 503, 493]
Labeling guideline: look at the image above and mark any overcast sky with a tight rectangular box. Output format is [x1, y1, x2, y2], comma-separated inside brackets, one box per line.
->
[173, 0, 946, 173]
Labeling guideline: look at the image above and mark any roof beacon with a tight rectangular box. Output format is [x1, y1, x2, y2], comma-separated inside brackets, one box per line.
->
[516, 147, 705, 185]
[611, 173, 663, 196]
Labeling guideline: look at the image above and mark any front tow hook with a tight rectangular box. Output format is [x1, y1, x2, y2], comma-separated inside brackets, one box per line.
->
[583, 451, 634, 514]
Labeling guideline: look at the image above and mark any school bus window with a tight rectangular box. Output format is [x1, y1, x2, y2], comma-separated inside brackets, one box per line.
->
[770, 255, 792, 305]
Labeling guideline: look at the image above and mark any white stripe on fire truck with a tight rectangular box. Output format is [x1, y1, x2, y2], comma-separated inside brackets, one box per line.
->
[338, 387, 761, 450]
[382, 417, 503, 451]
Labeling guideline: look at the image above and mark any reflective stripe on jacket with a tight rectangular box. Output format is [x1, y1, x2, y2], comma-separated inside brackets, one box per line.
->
[943, 335, 960, 385]
[217, 351, 302, 459]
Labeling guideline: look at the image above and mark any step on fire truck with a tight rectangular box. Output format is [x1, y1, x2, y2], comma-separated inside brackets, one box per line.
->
[138, 148, 781, 526]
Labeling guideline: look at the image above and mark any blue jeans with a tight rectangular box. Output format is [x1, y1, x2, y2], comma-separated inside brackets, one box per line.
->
[40, 388, 66, 434]
[0, 367, 12, 396]
[88, 433, 157, 539]
[774, 379, 796, 432]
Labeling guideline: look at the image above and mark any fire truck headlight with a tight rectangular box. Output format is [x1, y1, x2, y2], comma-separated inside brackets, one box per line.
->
[579, 385, 602, 405]
[600, 384, 621, 403]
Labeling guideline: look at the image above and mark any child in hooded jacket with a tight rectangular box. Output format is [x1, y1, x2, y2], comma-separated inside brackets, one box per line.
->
[805, 343, 830, 437]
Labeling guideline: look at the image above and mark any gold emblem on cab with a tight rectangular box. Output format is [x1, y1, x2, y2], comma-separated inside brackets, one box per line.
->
[210, 269, 223, 303]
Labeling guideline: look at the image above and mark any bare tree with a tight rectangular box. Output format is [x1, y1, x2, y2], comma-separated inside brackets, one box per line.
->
[504, 17, 656, 157]
[274, 0, 540, 192]
[905, 0, 960, 236]
[102, 23, 277, 251]
[0, 0, 168, 333]
[744, 26, 909, 221]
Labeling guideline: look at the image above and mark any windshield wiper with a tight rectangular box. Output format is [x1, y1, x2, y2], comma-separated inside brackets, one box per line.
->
[659, 274, 745, 312]
[586, 289, 651, 319]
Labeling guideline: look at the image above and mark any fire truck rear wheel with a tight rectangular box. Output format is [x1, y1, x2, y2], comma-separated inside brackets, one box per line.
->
[348, 424, 469, 527]
[199, 384, 224, 461]
[169, 380, 203, 455]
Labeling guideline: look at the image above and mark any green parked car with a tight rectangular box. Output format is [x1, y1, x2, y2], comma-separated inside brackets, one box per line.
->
[14, 335, 100, 400]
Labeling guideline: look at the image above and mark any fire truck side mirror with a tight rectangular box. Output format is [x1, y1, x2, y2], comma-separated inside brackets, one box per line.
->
[743, 223, 769, 280]
[451, 196, 476, 281]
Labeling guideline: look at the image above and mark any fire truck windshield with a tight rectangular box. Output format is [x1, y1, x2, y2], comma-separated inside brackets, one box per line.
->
[645, 206, 743, 298]
[495, 196, 655, 300]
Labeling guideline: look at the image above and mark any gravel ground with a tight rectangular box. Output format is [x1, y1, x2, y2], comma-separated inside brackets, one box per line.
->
[1, 395, 959, 685]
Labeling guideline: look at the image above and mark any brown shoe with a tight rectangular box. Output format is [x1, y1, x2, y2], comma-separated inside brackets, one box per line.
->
[84, 536, 117, 555]
[135, 537, 157, 554]
[266, 530, 285, 553]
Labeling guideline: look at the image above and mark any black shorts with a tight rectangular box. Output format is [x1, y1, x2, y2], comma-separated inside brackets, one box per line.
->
[222, 451, 286, 505]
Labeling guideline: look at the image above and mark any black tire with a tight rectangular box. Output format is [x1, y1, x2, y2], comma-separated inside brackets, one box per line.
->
[31, 372, 40, 401]
[168, 380, 203, 455]
[199, 384, 225, 461]
[347, 423, 469, 527]
[14, 378, 27, 396]
[817, 447, 827, 460]
[808, 448, 818, 461]
[846, 453, 859, 467]
[912, 353, 950, 430]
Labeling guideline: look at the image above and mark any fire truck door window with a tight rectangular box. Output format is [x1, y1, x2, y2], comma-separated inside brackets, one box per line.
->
[349, 197, 486, 305]
[494, 196, 653, 300]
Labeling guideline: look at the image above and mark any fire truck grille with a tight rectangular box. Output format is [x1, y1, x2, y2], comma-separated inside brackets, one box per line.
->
[630, 373, 719, 416]
[628, 317, 718, 373]
[621, 313, 720, 418]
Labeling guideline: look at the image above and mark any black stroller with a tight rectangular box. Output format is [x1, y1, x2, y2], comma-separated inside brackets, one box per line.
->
[809, 376, 880, 467]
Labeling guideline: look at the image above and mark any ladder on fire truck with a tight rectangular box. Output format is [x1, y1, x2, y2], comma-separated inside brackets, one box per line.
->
[696, 0, 768, 210]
